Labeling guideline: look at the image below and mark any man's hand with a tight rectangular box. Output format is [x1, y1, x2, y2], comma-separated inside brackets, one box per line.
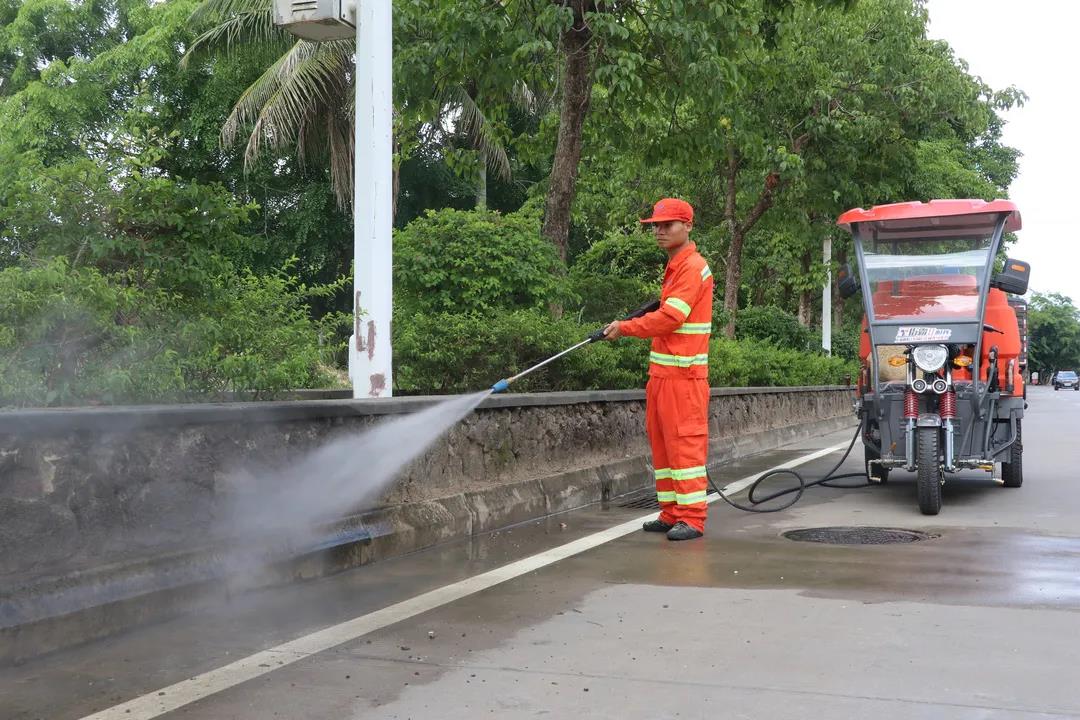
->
[603, 321, 622, 341]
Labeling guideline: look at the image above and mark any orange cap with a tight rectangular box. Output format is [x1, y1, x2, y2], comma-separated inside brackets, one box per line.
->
[640, 198, 693, 224]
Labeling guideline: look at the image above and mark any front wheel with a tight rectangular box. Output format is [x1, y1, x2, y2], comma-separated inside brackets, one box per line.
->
[1002, 419, 1023, 488]
[916, 427, 943, 515]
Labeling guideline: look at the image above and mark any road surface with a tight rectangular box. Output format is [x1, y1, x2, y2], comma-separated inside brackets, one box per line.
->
[4, 386, 1079, 719]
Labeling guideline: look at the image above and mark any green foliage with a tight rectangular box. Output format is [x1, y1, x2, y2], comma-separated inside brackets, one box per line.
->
[709, 337, 858, 388]
[568, 229, 662, 323]
[1028, 292, 1080, 375]
[735, 306, 813, 349]
[0, 258, 348, 407]
[0, 258, 172, 406]
[829, 324, 862, 362]
[394, 207, 572, 316]
[168, 266, 350, 398]
[393, 305, 857, 395]
[393, 309, 646, 395]
[1, 160, 255, 291]
[0, 0, 1024, 404]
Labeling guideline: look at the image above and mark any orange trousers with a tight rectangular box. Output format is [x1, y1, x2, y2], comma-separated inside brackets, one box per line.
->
[645, 376, 710, 533]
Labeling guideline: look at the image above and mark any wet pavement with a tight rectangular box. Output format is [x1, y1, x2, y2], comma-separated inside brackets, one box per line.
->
[4, 386, 1080, 719]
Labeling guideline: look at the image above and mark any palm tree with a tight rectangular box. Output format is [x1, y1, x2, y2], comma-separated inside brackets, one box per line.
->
[182, 0, 522, 212]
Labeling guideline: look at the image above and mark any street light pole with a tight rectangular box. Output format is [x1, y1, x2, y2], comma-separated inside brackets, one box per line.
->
[348, 0, 393, 398]
[822, 235, 832, 355]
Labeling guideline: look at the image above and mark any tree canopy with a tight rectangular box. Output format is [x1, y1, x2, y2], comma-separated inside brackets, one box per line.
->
[0, 0, 1028, 406]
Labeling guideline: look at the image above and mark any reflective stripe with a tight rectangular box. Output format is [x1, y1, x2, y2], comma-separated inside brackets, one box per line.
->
[671, 466, 707, 480]
[676, 490, 708, 505]
[700, 266, 712, 281]
[654, 468, 672, 480]
[674, 322, 712, 335]
[649, 351, 709, 368]
[656, 491, 677, 503]
[664, 297, 692, 317]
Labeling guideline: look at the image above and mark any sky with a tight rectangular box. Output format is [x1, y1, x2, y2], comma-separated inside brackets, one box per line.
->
[926, 0, 1080, 300]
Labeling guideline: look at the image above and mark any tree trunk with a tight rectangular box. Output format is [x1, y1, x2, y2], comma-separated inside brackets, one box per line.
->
[798, 251, 812, 326]
[541, 1, 593, 261]
[722, 146, 740, 338]
[723, 228, 745, 338]
[798, 291, 812, 327]
[723, 174, 782, 338]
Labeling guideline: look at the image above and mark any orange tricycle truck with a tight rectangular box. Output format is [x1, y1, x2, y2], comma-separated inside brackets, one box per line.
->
[836, 200, 1030, 515]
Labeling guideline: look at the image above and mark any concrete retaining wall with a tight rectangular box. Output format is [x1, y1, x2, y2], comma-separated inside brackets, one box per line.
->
[0, 387, 854, 661]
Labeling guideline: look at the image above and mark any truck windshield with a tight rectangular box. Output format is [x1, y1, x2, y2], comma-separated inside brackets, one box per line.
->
[861, 236, 992, 323]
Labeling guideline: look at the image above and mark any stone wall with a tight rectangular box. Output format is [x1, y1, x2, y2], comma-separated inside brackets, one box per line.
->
[0, 387, 854, 659]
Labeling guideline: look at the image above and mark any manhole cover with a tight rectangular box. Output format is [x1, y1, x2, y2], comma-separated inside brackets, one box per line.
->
[614, 489, 660, 510]
[782, 526, 935, 545]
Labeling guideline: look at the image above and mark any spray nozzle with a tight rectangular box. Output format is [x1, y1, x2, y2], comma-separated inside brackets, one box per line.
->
[491, 379, 510, 393]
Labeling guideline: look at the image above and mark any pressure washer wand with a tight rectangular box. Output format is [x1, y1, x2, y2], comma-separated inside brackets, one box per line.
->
[490, 299, 660, 393]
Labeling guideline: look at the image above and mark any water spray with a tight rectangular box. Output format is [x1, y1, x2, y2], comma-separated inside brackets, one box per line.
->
[491, 299, 661, 393]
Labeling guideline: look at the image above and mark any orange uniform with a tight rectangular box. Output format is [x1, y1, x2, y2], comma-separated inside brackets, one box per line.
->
[619, 241, 714, 532]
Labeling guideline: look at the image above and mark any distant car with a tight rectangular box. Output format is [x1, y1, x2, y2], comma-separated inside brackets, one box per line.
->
[1054, 370, 1079, 390]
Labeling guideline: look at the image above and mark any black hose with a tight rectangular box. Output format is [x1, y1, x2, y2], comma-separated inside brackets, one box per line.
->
[706, 419, 871, 513]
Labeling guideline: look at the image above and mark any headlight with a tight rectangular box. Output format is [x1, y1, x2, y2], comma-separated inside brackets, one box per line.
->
[912, 344, 948, 372]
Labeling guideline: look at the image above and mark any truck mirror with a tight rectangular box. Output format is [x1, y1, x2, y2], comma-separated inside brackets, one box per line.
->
[837, 263, 860, 299]
[992, 258, 1030, 295]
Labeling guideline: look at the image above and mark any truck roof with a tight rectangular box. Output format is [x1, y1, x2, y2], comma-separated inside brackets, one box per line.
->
[838, 200, 1021, 233]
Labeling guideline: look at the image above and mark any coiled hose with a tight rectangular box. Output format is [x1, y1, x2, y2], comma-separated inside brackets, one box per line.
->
[706, 418, 871, 513]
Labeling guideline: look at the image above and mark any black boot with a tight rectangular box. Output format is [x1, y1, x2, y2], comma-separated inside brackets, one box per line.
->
[642, 519, 674, 533]
[666, 522, 703, 541]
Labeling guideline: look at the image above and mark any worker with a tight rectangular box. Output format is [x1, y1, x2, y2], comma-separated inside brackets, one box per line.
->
[603, 198, 714, 541]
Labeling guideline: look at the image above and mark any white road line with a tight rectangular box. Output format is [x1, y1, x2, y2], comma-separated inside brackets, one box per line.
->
[78, 437, 852, 720]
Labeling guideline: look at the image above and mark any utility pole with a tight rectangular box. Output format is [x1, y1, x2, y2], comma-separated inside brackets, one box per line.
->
[348, 0, 394, 397]
[822, 235, 832, 355]
[272, 0, 394, 398]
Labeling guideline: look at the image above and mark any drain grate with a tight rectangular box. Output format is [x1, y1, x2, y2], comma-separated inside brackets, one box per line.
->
[782, 526, 935, 545]
[614, 489, 660, 510]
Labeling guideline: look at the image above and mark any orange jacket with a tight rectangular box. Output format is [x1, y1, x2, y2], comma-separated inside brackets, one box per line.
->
[618, 242, 714, 378]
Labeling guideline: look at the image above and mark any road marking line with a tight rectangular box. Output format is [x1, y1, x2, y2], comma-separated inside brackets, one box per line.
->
[79, 436, 852, 720]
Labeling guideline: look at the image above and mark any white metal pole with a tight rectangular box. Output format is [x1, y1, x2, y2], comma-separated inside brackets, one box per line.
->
[349, 0, 393, 397]
[822, 235, 832, 355]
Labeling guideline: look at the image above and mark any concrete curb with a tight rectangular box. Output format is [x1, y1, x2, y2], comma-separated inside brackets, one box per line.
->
[0, 386, 851, 435]
[0, 415, 855, 663]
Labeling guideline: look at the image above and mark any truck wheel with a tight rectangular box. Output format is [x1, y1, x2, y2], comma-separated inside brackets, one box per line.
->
[1002, 419, 1023, 488]
[916, 427, 943, 515]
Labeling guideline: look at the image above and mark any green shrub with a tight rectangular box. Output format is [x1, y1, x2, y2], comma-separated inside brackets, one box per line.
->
[393, 208, 573, 316]
[708, 336, 858, 388]
[393, 303, 856, 395]
[0, 258, 348, 407]
[393, 308, 647, 394]
[567, 230, 663, 323]
[735, 305, 813, 349]
[567, 275, 658, 324]
[829, 324, 861, 361]
[168, 269, 350, 398]
[571, 230, 664, 284]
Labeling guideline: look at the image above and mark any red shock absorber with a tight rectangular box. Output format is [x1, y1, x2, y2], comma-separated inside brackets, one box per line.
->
[940, 389, 957, 419]
[904, 388, 919, 419]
